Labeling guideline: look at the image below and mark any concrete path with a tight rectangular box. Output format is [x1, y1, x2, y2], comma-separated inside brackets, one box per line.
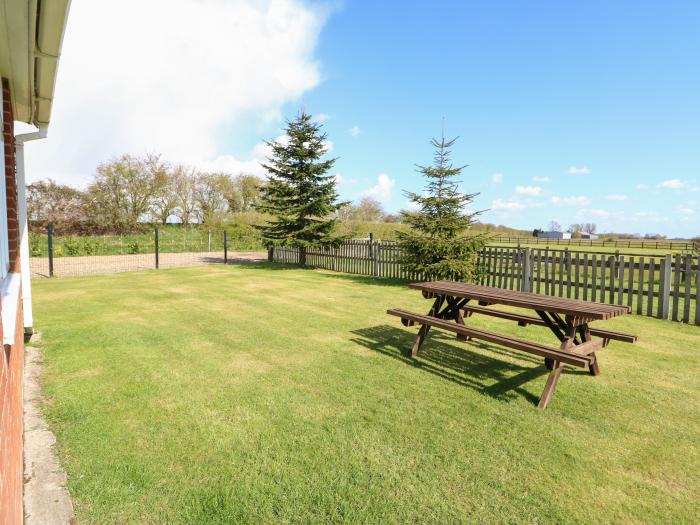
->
[23, 343, 74, 525]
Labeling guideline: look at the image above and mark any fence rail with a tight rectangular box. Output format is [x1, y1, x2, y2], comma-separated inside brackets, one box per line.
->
[271, 241, 700, 325]
[488, 236, 696, 252]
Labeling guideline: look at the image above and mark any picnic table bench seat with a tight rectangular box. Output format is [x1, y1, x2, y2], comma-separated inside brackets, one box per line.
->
[461, 305, 638, 345]
[388, 280, 637, 409]
[387, 309, 596, 368]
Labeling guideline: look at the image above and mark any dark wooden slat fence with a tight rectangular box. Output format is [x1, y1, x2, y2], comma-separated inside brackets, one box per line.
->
[271, 242, 699, 325]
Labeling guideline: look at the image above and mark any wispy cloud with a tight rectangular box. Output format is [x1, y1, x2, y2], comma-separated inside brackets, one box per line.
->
[605, 194, 628, 201]
[566, 166, 591, 175]
[491, 172, 503, 185]
[679, 207, 694, 215]
[313, 113, 331, 123]
[532, 176, 551, 183]
[575, 208, 613, 219]
[657, 179, 685, 189]
[348, 125, 362, 137]
[551, 195, 590, 206]
[515, 185, 543, 196]
[334, 173, 358, 185]
[491, 198, 524, 210]
[362, 173, 395, 202]
[636, 183, 650, 190]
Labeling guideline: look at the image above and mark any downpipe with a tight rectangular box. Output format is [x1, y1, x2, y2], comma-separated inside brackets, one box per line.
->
[14, 126, 48, 333]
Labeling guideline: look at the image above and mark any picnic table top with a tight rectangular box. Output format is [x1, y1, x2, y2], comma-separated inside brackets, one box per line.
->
[408, 281, 630, 321]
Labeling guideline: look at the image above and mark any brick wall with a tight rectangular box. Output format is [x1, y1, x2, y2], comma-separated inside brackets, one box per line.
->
[3, 79, 19, 271]
[0, 76, 24, 525]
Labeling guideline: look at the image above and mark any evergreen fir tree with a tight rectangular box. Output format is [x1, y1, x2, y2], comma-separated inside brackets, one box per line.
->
[256, 112, 346, 267]
[397, 134, 486, 280]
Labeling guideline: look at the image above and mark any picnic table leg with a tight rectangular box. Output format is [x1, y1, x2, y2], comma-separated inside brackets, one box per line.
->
[536, 311, 566, 370]
[538, 363, 564, 409]
[411, 324, 430, 357]
[537, 324, 576, 409]
[409, 295, 444, 357]
[435, 296, 471, 341]
[455, 308, 468, 341]
[579, 324, 600, 376]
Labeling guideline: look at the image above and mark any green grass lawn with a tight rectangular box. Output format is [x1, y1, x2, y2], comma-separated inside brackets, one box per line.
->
[33, 265, 700, 524]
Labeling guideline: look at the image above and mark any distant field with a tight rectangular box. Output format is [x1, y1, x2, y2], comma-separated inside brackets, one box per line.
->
[487, 241, 691, 256]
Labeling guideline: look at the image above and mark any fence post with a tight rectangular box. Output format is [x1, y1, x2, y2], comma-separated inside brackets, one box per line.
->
[268, 246, 274, 262]
[47, 223, 54, 277]
[374, 240, 380, 277]
[154, 226, 159, 269]
[522, 248, 531, 292]
[695, 255, 700, 326]
[223, 230, 228, 264]
[657, 254, 671, 319]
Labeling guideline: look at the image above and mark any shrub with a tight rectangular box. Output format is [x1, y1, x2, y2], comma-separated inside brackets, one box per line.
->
[63, 237, 81, 256]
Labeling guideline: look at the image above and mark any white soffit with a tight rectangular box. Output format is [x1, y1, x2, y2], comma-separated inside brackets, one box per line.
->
[0, 0, 71, 126]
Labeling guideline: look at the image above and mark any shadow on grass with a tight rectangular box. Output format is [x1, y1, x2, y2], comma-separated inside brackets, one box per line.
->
[351, 324, 585, 405]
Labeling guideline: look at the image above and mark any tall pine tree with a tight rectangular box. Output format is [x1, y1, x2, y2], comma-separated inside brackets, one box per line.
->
[256, 112, 345, 267]
[397, 135, 486, 280]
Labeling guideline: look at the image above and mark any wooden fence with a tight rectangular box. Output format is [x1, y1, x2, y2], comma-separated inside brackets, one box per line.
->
[271, 241, 700, 325]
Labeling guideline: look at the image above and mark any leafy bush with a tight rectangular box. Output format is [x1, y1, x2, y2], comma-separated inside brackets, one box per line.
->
[29, 236, 42, 257]
[63, 237, 81, 256]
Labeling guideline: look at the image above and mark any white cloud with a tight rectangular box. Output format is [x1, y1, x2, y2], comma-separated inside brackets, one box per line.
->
[515, 185, 543, 196]
[657, 179, 685, 189]
[334, 173, 358, 185]
[636, 183, 650, 190]
[532, 176, 551, 183]
[491, 172, 503, 185]
[313, 113, 331, 123]
[605, 194, 628, 201]
[491, 198, 524, 210]
[566, 166, 591, 174]
[575, 208, 613, 220]
[348, 125, 362, 137]
[679, 207, 694, 216]
[551, 195, 590, 206]
[362, 173, 395, 202]
[24, 0, 330, 186]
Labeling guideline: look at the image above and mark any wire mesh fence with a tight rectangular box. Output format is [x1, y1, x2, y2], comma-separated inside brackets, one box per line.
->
[29, 225, 265, 278]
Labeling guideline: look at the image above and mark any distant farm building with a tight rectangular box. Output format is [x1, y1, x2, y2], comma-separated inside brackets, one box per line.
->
[536, 231, 571, 240]
[580, 233, 599, 240]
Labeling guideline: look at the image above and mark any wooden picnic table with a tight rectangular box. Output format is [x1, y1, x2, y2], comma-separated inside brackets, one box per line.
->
[388, 281, 637, 409]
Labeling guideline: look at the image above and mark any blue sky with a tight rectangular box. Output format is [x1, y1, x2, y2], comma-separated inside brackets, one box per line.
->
[266, 0, 700, 236]
[24, 0, 699, 237]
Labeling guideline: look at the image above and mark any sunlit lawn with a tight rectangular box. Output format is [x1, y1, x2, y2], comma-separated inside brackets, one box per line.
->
[33, 265, 700, 524]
